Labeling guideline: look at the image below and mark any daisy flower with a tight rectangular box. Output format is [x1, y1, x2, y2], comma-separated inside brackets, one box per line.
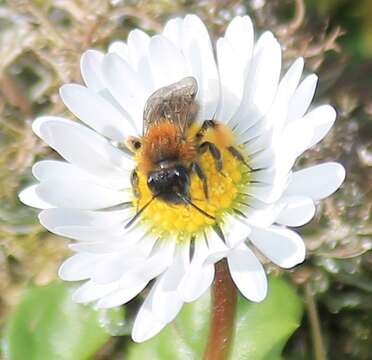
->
[20, 14, 345, 342]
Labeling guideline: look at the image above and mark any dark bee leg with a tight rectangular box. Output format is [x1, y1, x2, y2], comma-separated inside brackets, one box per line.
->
[195, 120, 217, 141]
[227, 146, 252, 170]
[131, 168, 140, 198]
[190, 161, 209, 199]
[199, 141, 223, 173]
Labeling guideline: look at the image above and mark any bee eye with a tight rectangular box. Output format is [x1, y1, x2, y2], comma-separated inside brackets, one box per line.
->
[133, 140, 141, 149]
[126, 136, 142, 152]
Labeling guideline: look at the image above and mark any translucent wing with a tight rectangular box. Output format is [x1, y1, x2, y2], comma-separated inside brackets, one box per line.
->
[143, 76, 198, 136]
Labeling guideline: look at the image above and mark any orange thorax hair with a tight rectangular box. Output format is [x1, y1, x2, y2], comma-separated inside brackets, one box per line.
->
[139, 120, 196, 174]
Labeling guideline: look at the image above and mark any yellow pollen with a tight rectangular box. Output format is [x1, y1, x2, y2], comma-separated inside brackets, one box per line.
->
[133, 124, 250, 241]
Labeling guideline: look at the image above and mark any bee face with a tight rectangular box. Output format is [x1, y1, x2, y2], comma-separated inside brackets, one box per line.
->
[147, 165, 190, 204]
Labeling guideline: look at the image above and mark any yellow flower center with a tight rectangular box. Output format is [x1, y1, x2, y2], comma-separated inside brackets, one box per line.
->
[133, 124, 250, 241]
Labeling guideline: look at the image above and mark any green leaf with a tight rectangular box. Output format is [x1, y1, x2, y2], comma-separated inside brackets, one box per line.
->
[230, 276, 303, 360]
[126, 276, 303, 360]
[2, 282, 109, 360]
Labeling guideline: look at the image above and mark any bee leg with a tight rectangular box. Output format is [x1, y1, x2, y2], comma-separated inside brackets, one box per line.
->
[199, 141, 223, 173]
[131, 168, 140, 198]
[190, 161, 209, 199]
[227, 146, 252, 170]
[195, 120, 217, 141]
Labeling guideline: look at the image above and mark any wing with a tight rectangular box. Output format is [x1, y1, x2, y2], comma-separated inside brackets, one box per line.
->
[143, 76, 198, 136]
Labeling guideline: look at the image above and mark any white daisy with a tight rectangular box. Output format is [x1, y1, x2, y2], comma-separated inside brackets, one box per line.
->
[20, 15, 345, 342]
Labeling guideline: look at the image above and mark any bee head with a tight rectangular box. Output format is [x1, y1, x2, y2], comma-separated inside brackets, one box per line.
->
[147, 165, 190, 204]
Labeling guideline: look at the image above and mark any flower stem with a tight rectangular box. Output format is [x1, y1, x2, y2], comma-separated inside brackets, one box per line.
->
[203, 259, 237, 360]
[305, 283, 327, 360]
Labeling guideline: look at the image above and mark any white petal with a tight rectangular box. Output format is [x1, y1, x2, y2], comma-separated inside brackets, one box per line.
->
[96, 282, 147, 309]
[243, 129, 273, 155]
[97, 240, 175, 294]
[55, 227, 125, 243]
[108, 41, 129, 61]
[230, 32, 281, 131]
[244, 203, 284, 227]
[106, 239, 175, 326]
[287, 74, 318, 124]
[267, 57, 304, 136]
[215, 37, 245, 122]
[225, 16, 254, 71]
[35, 179, 130, 209]
[223, 215, 252, 248]
[182, 15, 220, 119]
[58, 253, 99, 281]
[68, 238, 135, 253]
[238, 193, 268, 210]
[80, 50, 105, 92]
[250, 166, 277, 185]
[249, 225, 306, 268]
[132, 283, 167, 343]
[249, 147, 276, 171]
[33, 116, 133, 180]
[102, 53, 148, 132]
[274, 120, 314, 177]
[72, 280, 118, 303]
[246, 183, 277, 203]
[178, 238, 214, 302]
[91, 252, 146, 284]
[227, 243, 267, 302]
[39, 207, 130, 230]
[280, 57, 304, 96]
[68, 239, 119, 253]
[236, 119, 266, 145]
[149, 35, 190, 88]
[285, 162, 346, 200]
[60, 84, 136, 141]
[124, 240, 176, 284]
[127, 29, 153, 91]
[96, 237, 161, 284]
[63, 225, 145, 246]
[19, 184, 53, 209]
[162, 17, 183, 46]
[33, 160, 84, 182]
[181, 264, 214, 303]
[151, 244, 188, 322]
[288, 105, 336, 152]
[279, 118, 314, 162]
[276, 196, 315, 227]
[277, 104, 336, 171]
[127, 29, 150, 66]
[204, 230, 230, 265]
[32, 160, 130, 190]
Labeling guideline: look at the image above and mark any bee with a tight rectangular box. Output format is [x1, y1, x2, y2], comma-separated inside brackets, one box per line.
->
[125, 77, 248, 227]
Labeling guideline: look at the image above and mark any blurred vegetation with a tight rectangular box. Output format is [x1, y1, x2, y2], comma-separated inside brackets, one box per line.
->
[0, 0, 371, 359]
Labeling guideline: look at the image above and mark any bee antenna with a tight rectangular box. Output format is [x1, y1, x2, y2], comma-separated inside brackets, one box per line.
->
[176, 193, 215, 220]
[125, 195, 158, 229]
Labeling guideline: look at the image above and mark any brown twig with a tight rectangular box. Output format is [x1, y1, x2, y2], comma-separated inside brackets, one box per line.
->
[305, 283, 327, 360]
[0, 73, 32, 116]
[277, 0, 305, 36]
[203, 259, 237, 360]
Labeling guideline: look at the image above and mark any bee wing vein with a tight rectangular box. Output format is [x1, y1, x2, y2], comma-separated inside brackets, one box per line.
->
[143, 76, 198, 136]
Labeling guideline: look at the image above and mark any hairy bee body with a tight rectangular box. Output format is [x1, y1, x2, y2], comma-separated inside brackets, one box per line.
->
[126, 76, 245, 211]
[139, 119, 196, 175]
[126, 77, 199, 204]
[139, 119, 196, 203]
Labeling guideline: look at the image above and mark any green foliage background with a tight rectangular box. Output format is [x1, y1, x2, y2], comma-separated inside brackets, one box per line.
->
[0, 0, 371, 359]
